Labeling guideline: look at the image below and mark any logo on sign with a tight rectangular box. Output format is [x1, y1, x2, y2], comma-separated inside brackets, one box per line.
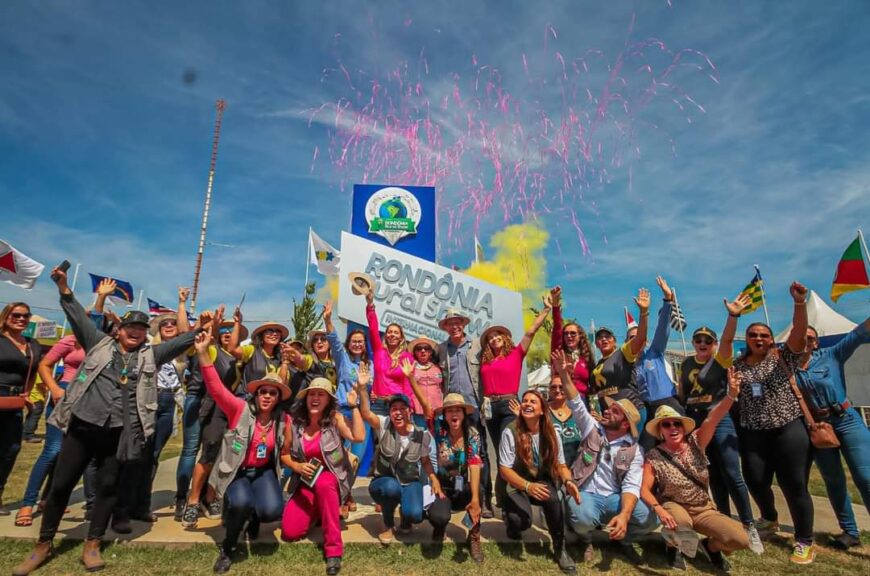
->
[365, 187, 422, 245]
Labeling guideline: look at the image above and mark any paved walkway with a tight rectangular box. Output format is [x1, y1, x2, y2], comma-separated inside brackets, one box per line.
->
[1, 457, 866, 546]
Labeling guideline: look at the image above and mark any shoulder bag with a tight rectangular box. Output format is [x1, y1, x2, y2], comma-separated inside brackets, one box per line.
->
[778, 352, 840, 449]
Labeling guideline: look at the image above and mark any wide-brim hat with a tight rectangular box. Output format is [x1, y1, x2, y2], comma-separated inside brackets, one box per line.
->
[149, 313, 177, 336]
[307, 329, 328, 347]
[348, 272, 377, 296]
[246, 372, 291, 401]
[601, 395, 641, 438]
[251, 322, 289, 342]
[645, 405, 696, 437]
[438, 308, 471, 330]
[407, 336, 437, 354]
[480, 324, 511, 346]
[296, 376, 337, 400]
[218, 321, 248, 341]
[435, 393, 474, 415]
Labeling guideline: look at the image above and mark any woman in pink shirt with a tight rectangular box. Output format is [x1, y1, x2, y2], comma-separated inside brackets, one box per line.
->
[15, 335, 84, 527]
[548, 286, 594, 402]
[407, 336, 443, 427]
[363, 290, 415, 416]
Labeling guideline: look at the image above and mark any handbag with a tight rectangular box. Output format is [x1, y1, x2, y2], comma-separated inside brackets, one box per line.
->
[778, 353, 840, 449]
[0, 340, 35, 411]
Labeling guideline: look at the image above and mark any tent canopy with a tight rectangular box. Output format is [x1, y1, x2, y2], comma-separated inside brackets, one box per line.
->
[775, 290, 857, 342]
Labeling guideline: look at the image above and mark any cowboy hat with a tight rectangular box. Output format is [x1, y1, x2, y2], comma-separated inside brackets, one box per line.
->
[645, 404, 696, 437]
[434, 393, 474, 415]
[438, 308, 471, 331]
[407, 336, 437, 354]
[348, 272, 377, 296]
[251, 322, 289, 342]
[601, 395, 641, 438]
[218, 320, 248, 341]
[480, 324, 511, 346]
[296, 376, 337, 399]
[246, 372, 292, 401]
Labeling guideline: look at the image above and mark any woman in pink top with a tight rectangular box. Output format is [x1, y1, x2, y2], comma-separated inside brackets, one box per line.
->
[479, 303, 551, 462]
[363, 289, 415, 416]
[548, 286, 594, 402]
[407, 336, 443, 427]
[16, 335, 85, 526]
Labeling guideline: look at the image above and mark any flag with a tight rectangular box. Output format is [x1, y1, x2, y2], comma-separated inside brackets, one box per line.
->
[831, 234, 870, 302]
[738, 269, 765, 316]
[147, 298, 176, 316]
[0, 239, 44, 289]
[474, 235, 485, 264]
[624, 307, 637, 330]
[88, 273, 135, 303]
[308, 229, 340, 276]
[670, 295, 687, 332]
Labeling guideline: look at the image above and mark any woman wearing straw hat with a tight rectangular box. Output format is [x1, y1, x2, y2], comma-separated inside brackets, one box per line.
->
[407, 335, 443, 427]
[426, 393, 485, 563]
[280, 372, 365, 576]
[640, 368, 749, 572]
[228, 307, 290, 390]
[194, 328, 290, 574]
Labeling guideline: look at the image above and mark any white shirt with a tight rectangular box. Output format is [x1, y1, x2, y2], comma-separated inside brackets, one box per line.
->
[499, 427, 565, 468]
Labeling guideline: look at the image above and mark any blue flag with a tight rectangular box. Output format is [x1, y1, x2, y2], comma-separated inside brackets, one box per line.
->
[88, 273, 135, 303]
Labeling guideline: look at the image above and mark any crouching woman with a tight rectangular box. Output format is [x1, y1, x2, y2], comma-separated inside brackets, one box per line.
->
[280, 373, 365, 576]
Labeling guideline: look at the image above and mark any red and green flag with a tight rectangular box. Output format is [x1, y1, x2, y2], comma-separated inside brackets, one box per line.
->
[831, 234, 870, 302]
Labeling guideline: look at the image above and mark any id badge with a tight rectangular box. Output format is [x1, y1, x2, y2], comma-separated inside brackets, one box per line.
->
[750, 383, 762, 398]
[256, 443, 267, 459]
[231, 440, 244, 455]
[454, 475, 464, 492]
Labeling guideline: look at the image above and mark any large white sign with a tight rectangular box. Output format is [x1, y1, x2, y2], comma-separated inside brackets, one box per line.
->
[338, 232, 524, 342]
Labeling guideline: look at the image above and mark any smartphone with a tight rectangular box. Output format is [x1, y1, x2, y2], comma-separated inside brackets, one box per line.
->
[461, 511, 473, 529]
[51, 260, 71, 281]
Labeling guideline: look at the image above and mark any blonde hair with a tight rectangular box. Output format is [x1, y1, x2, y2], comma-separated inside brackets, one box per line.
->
[0, 302, 30, 335]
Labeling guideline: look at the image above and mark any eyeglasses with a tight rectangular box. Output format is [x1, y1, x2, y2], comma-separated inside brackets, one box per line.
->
[257, 388, 279, 397]
[693, 337, 714, 345]
[9, 312, 32, 321]
[661, 420, 684, 429]
[747, 332, 771, 339]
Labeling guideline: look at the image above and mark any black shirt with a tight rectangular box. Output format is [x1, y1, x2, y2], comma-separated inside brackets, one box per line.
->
[0, 336, 42, 390]
[680, 353, 730, 411]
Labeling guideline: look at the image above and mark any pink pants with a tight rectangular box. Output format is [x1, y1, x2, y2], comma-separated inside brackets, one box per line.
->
[280, 469, 343, 558]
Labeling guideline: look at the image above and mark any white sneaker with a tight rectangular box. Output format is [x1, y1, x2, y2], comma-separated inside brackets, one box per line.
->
[745, 523, 764, 555]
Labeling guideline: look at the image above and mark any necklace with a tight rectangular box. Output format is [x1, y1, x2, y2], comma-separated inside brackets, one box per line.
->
[117, 348, 134, 385]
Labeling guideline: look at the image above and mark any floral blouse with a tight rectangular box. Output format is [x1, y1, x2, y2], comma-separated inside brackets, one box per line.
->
[432, 416, 483, 486]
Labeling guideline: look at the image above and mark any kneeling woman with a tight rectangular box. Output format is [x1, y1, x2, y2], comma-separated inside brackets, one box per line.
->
[640, 367, 749, 572]
[280, 375, 365, 575]
[195, 330, 288, 574]
[499, 390, 579, 575]
[427, 393, 485, 563]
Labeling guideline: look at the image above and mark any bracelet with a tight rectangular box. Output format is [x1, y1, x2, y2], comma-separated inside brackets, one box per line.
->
[727, 394, 738, 402]
[348, 403, 360, 409]
[524, 480, 530, 492]
[794, 301, 806, 306]
[729, 313, 740, 318]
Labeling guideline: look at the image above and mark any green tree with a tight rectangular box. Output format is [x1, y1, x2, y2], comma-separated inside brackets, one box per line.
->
[291, 282, 323, 340]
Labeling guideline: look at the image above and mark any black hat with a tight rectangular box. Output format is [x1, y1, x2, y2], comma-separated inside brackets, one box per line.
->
[692, 326, 718, 340]
[119, 311, 150, 329]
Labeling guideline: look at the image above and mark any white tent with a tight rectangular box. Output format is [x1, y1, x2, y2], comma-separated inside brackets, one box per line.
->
[775, 290, 856, 342]
[527, 364, 551, 390]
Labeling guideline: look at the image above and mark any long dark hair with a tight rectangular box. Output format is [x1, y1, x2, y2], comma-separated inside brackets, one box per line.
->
[343, 328, 370, 363]
[290, 392, 337, 429]
[562, 322, 595, 368]
[515, 390, 561, 482]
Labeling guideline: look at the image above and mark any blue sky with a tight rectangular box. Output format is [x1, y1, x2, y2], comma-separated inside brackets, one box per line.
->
[1, 1, 868, 340]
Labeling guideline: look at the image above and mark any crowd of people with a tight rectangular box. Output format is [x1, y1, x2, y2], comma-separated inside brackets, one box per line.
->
[0, 266, 867, 575]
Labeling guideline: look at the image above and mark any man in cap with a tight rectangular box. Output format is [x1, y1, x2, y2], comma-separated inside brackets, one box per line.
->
[552, 356, 657, 565]
[434, 309, 494, 518]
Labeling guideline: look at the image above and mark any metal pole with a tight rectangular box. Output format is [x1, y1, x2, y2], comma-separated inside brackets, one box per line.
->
[755, 264, 772, 327]
[305, 227, 311, 290]
[672, 287, 688, 357]
[60, 263, 81, 336]
[136, 289, 145, 312]
[191, 99, 226, 314]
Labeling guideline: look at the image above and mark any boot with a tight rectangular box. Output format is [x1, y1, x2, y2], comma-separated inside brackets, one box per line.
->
[553, 538, 576, 575]
[467, 523, 484, 564]
[82, 538, 105, 572]
[12, 540, 53, 576]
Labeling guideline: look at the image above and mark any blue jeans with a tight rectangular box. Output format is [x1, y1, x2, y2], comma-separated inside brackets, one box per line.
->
[707, 413, 754, 525]
[224, 467, 283, 550]
[369, 476, 423, 528]
[22, 384, 67, 506]
[175, 393, 202, 500]
[814, 407, 870, 537]
[567, 491, 659, 543]
[152, 389, 177, 460]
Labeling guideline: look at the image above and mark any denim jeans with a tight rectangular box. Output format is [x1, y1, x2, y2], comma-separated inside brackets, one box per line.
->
[707, 413, 754, 525]
[223, 467, 283, 551]
[814, 407, 870, 537]
[369, 476, 423, 528]
[22, 384, 67, 506]
[466, 408, 492, 502]
[175, 393, 202, 501]
[567, 491, 659, 543]
[152, 389, 178, 461]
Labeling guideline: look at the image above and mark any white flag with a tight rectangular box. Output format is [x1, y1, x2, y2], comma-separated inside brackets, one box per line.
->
[0, 239, 45, 290]
[308, 229, 340, 276]
[474, 235, 485, 264]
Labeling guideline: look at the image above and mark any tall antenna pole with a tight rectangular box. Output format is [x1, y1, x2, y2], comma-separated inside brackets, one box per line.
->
[191, 99, 226, 314]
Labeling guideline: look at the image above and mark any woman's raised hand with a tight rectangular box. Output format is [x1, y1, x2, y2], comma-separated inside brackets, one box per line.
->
[790, 281, 808, 303]
[400, 358, 415, 378]
[634, 288, 650, 312]
[323, 300, 333, 324]
[724, 294, 752, 316]
[194, 328, 211, 354]
[356, 362, 372, 388]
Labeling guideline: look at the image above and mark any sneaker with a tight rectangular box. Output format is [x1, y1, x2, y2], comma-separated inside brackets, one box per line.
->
[701, 538, 730, 572]
[620, 543, 644, 566]
[202, 500, 223, 520]
[666, 546, 687, 571]
[755, 519, 779, 539]
[181, 504, 199, 529]
[745, 523, 764, 555]
[377, 525, 394, 545]
[213, 548, 232, 574]
[173, 498, 186, 522]
[790, 541, 816, 565]
[829, 532, 861, 550]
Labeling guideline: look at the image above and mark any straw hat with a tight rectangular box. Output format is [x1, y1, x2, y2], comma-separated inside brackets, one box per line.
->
[218, 320, 248, 341]
[645, 405, 696, 438]
[601, 395, 641, 438]
[246, 372, 291, 401]
[348, 272, 377, 296]
[296, 376, 337, 399]
[251, 322, 289, 342]
[434, 393, 474, 415]
[307, 329, 328, 348]
[480, 324, 511, 346]
[407, 336, 437, 354]
[438, 308, 471, 330]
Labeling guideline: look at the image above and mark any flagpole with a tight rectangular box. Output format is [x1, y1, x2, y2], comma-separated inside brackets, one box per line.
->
[136, 290, 145, 312]
[60, 263, 81, 337]
[859, 229, 870, 271]
[305, 227, 312, 290]
[755, 264, 771, 327]
[672, 287, 688, 357]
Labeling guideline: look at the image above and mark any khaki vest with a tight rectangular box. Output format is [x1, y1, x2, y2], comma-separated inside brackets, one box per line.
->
[571, 425, 638, 488]
[48, 337, 157, 437]
[374, 423, 424, 484]
[209, 407, 286, 499]
[286, 422, 353, 501]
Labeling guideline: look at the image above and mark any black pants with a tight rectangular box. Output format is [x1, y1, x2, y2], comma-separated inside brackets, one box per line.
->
[23, 400, 45, 440]
[467, 409, 492, 503]
[427, 485, 473, 529]
[0, 405, 23, 493]
[114, 437, 155, 520]
[503, 480, 564, 544]
[738, 418, 814, 542]
[39, 417, 122, 541]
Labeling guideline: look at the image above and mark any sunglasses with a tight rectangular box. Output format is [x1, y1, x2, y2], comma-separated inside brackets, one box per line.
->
[311, 335, 328, 343]
[414, 346, 433, 353]
[661, 420, 684, 430]
[549, 384, 564, 391]
[596, 334, 614, 341]
[159, 320, 177, 328]
[9, 312, 32, 320]
[693, 337, 714, 345]
[257, 388, 279, 397]
[747, 332, 771, 339]
[262, 328, 281, 335]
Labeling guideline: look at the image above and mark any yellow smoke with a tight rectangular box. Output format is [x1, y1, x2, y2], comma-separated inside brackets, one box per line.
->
[461, 222, 551, 368]
[316, 276, 339, 303]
